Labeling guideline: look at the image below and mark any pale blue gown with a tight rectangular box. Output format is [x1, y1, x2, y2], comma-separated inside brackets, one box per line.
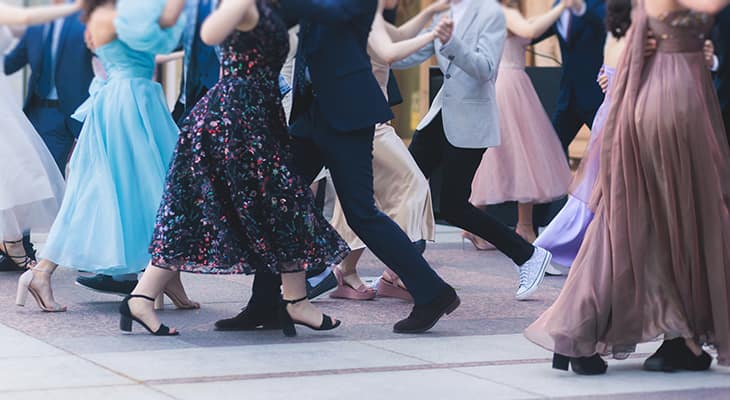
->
[40, 1, 185, 275]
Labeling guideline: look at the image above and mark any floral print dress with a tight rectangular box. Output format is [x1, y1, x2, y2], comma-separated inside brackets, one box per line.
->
[150, 0, 350, 274]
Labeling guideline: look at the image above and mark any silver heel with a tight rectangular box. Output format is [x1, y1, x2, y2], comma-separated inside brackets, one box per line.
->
[16, 270, 32, 306]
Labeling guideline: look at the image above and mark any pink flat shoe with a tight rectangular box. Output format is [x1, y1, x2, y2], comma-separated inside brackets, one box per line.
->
[376, 275, 414, 302]
[329, 267, 376, 301]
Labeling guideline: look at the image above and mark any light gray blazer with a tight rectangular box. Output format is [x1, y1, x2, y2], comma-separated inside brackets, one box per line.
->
[393, 0, 506, 149]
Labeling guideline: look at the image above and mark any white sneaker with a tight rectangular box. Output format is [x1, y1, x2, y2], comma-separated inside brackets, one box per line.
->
[516, 247, 552, 300]
[545, 263, 566, 276]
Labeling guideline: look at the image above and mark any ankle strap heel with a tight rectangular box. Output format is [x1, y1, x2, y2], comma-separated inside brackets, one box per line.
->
[119, 294, 178, 336]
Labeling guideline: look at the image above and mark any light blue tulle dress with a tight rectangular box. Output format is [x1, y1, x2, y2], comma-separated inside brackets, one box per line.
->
[40, 1, 185, 275]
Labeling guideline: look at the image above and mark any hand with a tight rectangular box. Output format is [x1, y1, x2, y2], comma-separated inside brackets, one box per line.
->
[434, 16, 454, 44]
[704, 40, 716, 68]
[569, 0, 584, 12]
[597, 71, 609, 93]
[429, 0, 451, 14]
[560, 0, 576, 10]
[645, 30, 657, 58]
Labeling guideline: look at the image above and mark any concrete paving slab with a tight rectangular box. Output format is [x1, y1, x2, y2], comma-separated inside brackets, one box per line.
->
[153, 369, 537, 400]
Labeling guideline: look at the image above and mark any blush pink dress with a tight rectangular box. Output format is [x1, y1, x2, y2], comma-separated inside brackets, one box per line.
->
[525, 8, 730, 366]
[469, 35, 571, 206]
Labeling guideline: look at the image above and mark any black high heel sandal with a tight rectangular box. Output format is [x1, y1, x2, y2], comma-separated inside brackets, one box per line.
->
[278, 296, 341, 337]
[1, 239, 34, 270]
[553, 353, 607, 375]
[119, 294, 179, 336]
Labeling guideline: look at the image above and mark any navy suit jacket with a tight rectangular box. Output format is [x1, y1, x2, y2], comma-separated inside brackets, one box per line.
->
[4, 13, 94, 118]
[534, 0, 606, 114]
[713, 7, 730, 113]
[278, 0, 393, 132]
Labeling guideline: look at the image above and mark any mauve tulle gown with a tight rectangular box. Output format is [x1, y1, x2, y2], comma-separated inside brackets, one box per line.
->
[525, 8, 730, 366]
[469, 35, 571, 206]
[533, 66, 616, 267]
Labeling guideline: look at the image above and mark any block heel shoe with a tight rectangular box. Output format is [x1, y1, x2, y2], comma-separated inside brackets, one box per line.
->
[552, 353, 607, 375]
[119, 294, 179, 336]
[278, 296, 341, 337]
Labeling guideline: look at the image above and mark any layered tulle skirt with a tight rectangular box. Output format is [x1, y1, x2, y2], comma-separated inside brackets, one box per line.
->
[40, 78, 178, 275]
[470, 67, 571, 206]
[0, 75, 64, 239]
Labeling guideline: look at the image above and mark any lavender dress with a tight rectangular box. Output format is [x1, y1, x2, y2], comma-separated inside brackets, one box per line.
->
[533, 66, 616, 268]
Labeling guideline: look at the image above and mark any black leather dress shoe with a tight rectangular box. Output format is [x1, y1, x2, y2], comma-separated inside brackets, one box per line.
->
[643, 338, 713, 372]
[214, 306, 281, 331]
[76, 275, 138, 296]
[393, 286, 460, 334]
[306, 269, 337, 300]
[413, 240, 427, 255]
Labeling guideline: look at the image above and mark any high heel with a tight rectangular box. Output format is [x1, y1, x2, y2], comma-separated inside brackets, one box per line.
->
[461, 231, 496, 251]
[119, 294, 179, 336]
[329, 267, 376, 301]
[16, 267, 66, 312]
[552, 353, 607, 375]
[278, 296, 341, 337]
[2, 239, 34, 270]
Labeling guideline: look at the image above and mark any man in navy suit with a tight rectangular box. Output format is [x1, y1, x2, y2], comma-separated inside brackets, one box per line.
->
[534, 0, 606, 152]
[4, 1, 94, 174]
[712, 6, 730, 147]
[216, 0, 459, 334]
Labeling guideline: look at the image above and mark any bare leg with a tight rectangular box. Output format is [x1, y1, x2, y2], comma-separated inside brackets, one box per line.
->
[338, 248, 367, 288]
[281, 271, 337, 327]
[516, 202, 537, 243]
[128, 265, 178, 334]
[27, 259, 64, 310]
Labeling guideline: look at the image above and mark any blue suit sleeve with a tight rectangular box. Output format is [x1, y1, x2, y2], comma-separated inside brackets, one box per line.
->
[278, 0, 375, 24]
[3, 32, 30, 75]
[582, 0, 607, 33]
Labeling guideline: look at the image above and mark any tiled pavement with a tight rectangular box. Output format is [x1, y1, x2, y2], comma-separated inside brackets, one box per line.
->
[0, 226, 727, 399]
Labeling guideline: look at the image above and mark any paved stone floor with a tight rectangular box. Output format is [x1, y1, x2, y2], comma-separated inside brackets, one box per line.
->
[0, 226, 728, 399]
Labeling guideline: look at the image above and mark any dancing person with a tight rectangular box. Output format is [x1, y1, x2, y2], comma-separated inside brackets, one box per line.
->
[124, 0, 349, 337]
[525, 0, 730, 375]
[533, 0, 631, 270]
[466, 0, 574, 247]
[0, 1, 83, 273]
[15, 0, 194, 313]
[75, 0, 223, 297]
[393, 0, 553, 301]
[216, 0, 460, 335]
[327, 0, 450, 302]
[533, 0, 606, 153]
[4, 0, 94, 173]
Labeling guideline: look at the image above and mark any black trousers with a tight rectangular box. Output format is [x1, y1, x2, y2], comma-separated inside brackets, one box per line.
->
[409, 113, 534, 266]
[247, 102, 448, 310]
[552, 94, 600, 154]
